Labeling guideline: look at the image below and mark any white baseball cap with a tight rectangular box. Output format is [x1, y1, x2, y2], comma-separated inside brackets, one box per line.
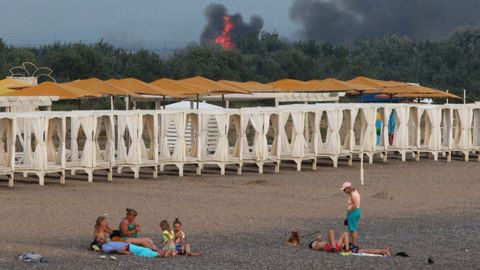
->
[341, 182, 352, 191]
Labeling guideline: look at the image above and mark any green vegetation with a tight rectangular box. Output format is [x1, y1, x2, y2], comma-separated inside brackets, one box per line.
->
[1, 26, 480, 101]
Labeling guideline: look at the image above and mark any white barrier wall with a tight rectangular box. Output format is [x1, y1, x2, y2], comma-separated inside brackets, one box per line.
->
[2, 103, 479, 187]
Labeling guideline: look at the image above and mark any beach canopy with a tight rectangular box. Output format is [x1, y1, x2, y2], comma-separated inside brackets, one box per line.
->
[0, 87, 15, 95]
[0, 78, 33, 89]
[4, 81, 101, 99]
[379, 84, 460, 98]
[107, 78, 177, 97]
[375, 84, 461, 99]
[150, 78, 198, 97]
[219, 80, 278, 92]
[63, 78, 137, 96]
[307, 78, 375, 92]
[347, 76, 408, 90]
[179, 76, 251, 96]
[346, 76, 456, 99]
[268, 79, 312, 91]
[268, 78, 372, 92]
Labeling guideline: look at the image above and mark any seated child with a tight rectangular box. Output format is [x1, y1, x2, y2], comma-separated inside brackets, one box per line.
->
[173, 218, 202, 256]
[160, 220, 176, 254]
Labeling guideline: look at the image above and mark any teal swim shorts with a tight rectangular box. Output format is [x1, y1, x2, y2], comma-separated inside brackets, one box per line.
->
[346, 208, 361, 232]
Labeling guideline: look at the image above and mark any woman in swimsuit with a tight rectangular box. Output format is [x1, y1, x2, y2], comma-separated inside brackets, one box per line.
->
[118, 208, 158, 251]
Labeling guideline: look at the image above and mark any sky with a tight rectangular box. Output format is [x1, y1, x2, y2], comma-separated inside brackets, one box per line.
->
[0, 0, 295, 49]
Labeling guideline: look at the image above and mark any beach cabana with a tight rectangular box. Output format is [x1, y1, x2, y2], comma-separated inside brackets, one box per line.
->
[383, 104, 414, 161]
[115, 110, 158, 178]
[14, 113, 66, 186]
[313, 106, 351, 167]
[193, 109, 242, 175]
[66, 111, 116, 182]
[158, 110, 189, 176]
[451, 105, 473, 161]
[66, 112, 96, 181]
[341, 104, 377, 164]
[0, 114, 16, 187]
[415, 106, 443, 160]
[371, 104, 392, 162]
[440, 106, 454, 161]
[276, 106, 317, 171]
[94, 111, 116, 180]
[163, 102, 227, 175]
[472, 104, 480, 161]
[236, 108, 281, 174]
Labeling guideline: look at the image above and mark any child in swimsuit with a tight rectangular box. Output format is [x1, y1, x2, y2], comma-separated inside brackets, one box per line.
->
[160, 220, 176, 254]
[172, 218, 202, 256]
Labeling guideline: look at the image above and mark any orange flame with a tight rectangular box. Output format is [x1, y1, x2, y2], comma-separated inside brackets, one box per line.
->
[215, 16, 235, 49]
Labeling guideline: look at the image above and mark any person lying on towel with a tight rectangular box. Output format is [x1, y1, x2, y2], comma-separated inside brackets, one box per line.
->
[308, 230, 391, 256]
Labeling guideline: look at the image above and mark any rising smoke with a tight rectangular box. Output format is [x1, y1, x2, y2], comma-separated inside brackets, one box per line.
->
[200, 3, 264, 44]
[290, 0, 480, 42]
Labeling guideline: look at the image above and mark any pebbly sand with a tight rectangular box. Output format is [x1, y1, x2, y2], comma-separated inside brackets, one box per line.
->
[0, 157, 480, 269]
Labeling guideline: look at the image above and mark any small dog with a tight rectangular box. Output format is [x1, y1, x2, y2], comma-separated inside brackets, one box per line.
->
[286, 231, 300, 247]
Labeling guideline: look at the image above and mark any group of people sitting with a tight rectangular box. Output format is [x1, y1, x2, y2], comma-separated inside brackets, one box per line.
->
[91, 208, 201, 258]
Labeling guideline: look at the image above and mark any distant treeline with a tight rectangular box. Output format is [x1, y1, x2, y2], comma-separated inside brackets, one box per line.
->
[1, 26, 480, 101]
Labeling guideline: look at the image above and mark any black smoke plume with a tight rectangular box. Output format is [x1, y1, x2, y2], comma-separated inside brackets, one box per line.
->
[290, 0, 480, 42]
[200, 3, 264, 44]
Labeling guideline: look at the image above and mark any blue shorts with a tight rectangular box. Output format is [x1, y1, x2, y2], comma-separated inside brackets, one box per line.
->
[346, 208, 361, 232]
[101, 241, 128, 253]
[175, 243, 183, 254]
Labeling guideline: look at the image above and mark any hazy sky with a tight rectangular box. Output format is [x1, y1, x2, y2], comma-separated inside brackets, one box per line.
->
[0, 0, 295, 48]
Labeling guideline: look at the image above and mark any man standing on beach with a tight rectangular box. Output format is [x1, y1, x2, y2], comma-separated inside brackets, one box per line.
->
[341, 182, 361, 248]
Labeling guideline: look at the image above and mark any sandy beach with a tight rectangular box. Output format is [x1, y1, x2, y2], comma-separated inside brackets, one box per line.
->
[1, 157, 479, 269]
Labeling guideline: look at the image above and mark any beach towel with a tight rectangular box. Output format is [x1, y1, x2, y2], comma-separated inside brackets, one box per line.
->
[352, 253, 386, 257]
[128, 244, 158, 258]
[341, 252, 386, 257]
